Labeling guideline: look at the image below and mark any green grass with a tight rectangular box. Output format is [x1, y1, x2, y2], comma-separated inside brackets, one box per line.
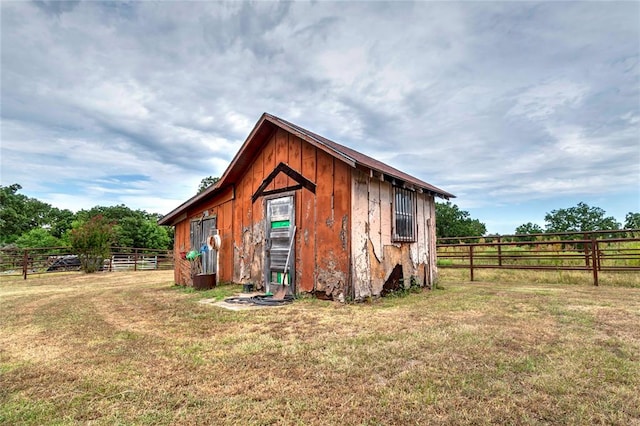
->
[439, 267, 640, 287]
[170, 281, 243, 301]
[1, 271, 639, 425]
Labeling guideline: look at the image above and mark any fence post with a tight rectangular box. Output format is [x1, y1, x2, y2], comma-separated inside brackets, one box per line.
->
[469, 244, 474, 282]
[134, 249, 138, 272]
[583, 233, 590, 268]
[591, 237, 599, 286]
[22, 249, 28, 280]
[497, 236, 502, 267]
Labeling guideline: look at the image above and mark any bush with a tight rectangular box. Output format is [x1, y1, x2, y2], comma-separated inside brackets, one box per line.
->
[70, 215, 115, 273]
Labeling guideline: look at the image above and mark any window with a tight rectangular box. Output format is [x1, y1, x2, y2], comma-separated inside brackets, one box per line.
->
[393, 187, 416, 242]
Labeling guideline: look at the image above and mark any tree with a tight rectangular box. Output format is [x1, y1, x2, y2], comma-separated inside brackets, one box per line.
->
[70, 215, 115, 273]
[544, 202, 620, 233]
[514, 222, 544, 236]
[14, 228, 62, 248]
[115, 216, 171, 249]
[77, 204, 172, 249]
[48, 208, 75, 239]
[0, 184, 58, 244]
[624, 212, 640, 229]
[435, 202, 487, 238]
[198, 176, 220, 194]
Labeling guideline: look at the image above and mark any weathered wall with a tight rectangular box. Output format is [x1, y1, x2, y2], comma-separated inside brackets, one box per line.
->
[230, 128, 351, 296]
[172, 128, 352, 297]
[172, 186, 234, 286]
[351, 169, 437, 300]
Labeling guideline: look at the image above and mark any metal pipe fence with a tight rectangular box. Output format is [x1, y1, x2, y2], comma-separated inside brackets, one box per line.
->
[437, 230, 640, 286]
[0, 247, 174, 280]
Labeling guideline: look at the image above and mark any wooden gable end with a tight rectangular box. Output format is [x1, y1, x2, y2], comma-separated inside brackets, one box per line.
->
[223, 127, 350, 295]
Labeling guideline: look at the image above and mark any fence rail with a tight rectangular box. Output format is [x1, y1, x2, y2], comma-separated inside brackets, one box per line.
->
[437, 230, 640, 286]
[0, 247, 174, 280]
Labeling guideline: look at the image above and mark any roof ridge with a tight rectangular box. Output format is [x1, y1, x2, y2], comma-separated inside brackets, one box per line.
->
[264, 113, 454, 198]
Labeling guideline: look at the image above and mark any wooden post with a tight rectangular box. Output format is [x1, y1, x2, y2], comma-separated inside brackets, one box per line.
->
[591, 237, 599, 287]
[497, 236, 502, 267]
[23, 249, 28, 280]
[469, 245, 474, 282]
[134, 249, 138, 272]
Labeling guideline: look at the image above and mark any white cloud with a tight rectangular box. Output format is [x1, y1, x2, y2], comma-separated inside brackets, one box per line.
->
[508, 80, 589, 121]
[1, 0, 638, 228]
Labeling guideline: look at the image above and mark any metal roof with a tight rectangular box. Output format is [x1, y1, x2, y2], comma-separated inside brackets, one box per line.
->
[159, 113, 454, 226]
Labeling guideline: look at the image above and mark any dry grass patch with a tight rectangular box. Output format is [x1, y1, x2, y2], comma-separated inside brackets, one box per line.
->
[1, 271, 639, 425]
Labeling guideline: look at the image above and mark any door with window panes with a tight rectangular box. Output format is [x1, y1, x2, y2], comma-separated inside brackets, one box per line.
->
[264, 196, 295, 294]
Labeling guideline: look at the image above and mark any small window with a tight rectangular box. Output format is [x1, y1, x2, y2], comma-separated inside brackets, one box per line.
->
[393, 187, 416, 242]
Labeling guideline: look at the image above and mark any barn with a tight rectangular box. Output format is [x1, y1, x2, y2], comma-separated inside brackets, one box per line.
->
[159, 113, 454, 301]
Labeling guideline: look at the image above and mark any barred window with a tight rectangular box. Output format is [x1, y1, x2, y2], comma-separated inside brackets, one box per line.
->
[393, 187, 416, 242]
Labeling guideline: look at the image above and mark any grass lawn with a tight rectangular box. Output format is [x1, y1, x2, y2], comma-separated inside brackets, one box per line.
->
[1, 270, 639, 425]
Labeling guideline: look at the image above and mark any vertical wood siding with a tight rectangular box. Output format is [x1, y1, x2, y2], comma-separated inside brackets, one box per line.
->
[170, 130, 437, 299]
[350, 169, 437, 300]
[299, 140, 317, 292]
[173, 131, 352, 297]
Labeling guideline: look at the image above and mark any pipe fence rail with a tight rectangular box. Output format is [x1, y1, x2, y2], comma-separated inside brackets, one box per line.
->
[0, 247, 174, 280]
[437, 229, 640, 286]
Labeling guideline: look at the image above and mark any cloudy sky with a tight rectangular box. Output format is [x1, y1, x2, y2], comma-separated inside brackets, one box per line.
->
[1, 1, 638, 234]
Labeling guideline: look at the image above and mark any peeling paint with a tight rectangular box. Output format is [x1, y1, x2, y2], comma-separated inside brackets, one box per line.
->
[316, 250, 346, 299]
[340, 214, 348, 251]
[172, 135, 439, 297]
[251, 220, 265, 288]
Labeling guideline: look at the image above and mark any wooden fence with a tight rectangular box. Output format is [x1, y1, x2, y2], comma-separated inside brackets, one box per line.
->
[436, 229, 640, 286]
[0, 247, 174, 280]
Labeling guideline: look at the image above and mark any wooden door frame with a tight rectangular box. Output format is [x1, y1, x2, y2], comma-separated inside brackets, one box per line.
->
[263, 192, 296, 294]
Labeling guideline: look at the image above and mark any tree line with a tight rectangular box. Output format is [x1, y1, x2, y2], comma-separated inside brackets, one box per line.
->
[436, 201, 639, 238]
[0, 184, 172, 250]
[3, 182, 638, 249]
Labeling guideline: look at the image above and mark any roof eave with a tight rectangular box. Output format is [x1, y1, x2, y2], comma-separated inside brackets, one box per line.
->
[158, 182, 224, 226]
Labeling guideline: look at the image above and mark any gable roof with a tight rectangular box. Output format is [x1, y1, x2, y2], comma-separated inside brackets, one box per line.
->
[159, 112, 454, 226]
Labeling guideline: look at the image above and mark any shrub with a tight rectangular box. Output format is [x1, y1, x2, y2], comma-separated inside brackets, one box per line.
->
[70, 215, 115, 273]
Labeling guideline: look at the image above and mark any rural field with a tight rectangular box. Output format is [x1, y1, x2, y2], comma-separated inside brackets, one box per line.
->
[1, 271, 639, 425]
